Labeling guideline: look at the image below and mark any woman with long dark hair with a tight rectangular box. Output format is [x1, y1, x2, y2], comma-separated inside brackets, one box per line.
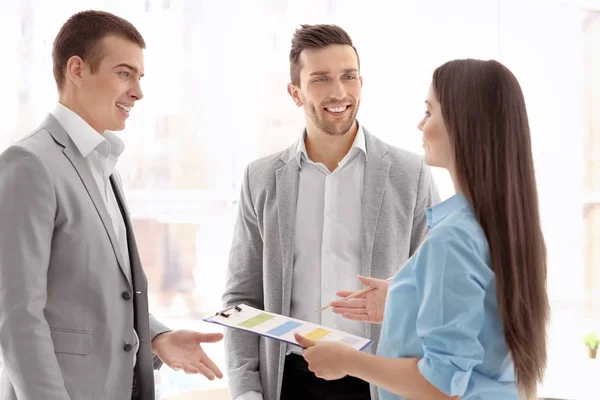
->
[295, 59, 549, 400]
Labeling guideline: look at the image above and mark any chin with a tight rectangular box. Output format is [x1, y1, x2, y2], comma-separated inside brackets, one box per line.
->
[109, 122, 126, 132]
[327, 121, 354, 136]
[423, 154, 437, 167]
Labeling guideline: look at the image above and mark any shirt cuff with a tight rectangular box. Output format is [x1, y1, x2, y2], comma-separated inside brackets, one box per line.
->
[234, 390, 264, 400]
[417, 357, 470, 397]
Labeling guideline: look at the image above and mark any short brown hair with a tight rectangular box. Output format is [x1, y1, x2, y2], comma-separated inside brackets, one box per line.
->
[289, 24, 360, 85]
[52, 10, 146, 90]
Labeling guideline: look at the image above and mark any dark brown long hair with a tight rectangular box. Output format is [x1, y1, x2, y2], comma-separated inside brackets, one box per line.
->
[432, 59, 548, 399]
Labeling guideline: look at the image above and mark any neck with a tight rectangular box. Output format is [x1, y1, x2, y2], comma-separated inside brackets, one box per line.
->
[305, 121, 358, 172]
[449, 167, 463, 195]
[59, 93, 104, 136]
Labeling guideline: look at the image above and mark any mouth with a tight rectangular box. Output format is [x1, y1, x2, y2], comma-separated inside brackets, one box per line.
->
[116, 102, 133, 117]
[323, 104, 351, 117]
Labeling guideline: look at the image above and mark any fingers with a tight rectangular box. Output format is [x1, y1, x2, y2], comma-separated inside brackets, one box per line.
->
[332, 304, 370, 320]
[183, 365, 201, 375]
[336, 290, 357, 298]
[194, 362, 216, 380]
[358, 275, 386, 288]
[176, 362, 213, 380]
[170, 362, 183, 372]
[341, 313, 370, 322]
[294, 333, 317, 348]
[336, 275, 386, 299]
[332, 307, 367, 316]
[335, 277, 386, 299]
[169, 357, 223, 380]
[196, 332, 224, 343]
[330, 299, 367, 309]
[199, 352, 224, 379]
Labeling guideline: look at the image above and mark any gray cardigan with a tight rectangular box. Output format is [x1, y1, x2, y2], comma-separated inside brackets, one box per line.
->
[222, 128, 440, 400]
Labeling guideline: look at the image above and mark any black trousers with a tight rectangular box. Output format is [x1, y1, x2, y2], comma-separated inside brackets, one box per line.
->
[131, 372, 139, 400]
[280, 353, 371, 400]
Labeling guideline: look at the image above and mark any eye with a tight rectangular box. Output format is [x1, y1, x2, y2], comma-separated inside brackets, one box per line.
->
[424, 111, 431, 117]
[345, 75, 356, 80]
[314, 77, 327, 83]
[118, 71, 130, 78]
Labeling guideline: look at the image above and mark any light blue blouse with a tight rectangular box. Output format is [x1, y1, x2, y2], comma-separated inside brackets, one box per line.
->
[376, 194, 517, 399]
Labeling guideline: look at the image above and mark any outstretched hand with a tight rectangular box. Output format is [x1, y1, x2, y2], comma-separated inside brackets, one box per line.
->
[330, 275, 390, 323]
[152, 329, 224, 380]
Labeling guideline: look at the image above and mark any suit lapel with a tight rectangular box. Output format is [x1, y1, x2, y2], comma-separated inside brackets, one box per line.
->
[110, 174, 154, 399]
[110, 175, 148, 307]
[361, 129, 391, 278]
[110, 175, 139, 289]
[275, 146, 300, 316]
[43, 114, 130, 287]
[111, 175, 153, 398]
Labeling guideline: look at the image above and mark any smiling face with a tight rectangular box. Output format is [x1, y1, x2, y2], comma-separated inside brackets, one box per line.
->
[64, 35, 145, 133]
[287, 44, 362, 137]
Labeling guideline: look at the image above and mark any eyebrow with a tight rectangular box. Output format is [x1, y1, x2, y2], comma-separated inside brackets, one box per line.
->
[113, 63, 144, 78]
[308, 68, 359, 77]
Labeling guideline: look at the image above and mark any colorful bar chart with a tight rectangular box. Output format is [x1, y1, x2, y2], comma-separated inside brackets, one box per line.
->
[305, 328, 331, 341]
[205, 303, 373, 352]
[267, 320, 302, 336]
[237, 313, 275, 329]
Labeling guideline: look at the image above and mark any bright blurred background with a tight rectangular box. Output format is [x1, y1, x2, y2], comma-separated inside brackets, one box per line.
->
[0, 0, 599, 398]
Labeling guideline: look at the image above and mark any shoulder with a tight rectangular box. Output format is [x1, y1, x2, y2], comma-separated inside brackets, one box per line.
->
[0, 128, 54, 171]
[246, 151, 286, 182]
[384, 143, 424, 171]
[364, 128, 425, 174]
[414, 211, 493, 284]
[243, 141, 298, 189]
[0, 138, 55, 202]
[433, 210, 487, 248]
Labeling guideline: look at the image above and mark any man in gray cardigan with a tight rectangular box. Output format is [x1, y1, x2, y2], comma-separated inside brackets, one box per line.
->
[222, 24, 439, 400]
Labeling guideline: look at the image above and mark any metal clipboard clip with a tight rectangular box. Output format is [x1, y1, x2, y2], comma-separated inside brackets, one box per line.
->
[215, 305, 243, 318]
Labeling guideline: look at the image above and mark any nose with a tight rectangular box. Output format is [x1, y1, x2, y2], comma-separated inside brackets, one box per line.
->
[329, 78, 346, 100]
[417, 118, 424, 132]
[130, 80, 144, 101]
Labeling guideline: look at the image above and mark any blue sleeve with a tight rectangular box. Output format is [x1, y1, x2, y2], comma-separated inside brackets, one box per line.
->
[412, 230, 494, 397]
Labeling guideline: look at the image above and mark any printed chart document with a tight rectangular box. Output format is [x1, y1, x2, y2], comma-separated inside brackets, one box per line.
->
[204, 303, 373, 351]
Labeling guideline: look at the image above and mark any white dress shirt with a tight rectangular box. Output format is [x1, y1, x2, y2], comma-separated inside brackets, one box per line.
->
[236, 125, 368, 400]
[289, 124, 367, 351]
[51, 103, 140, 366]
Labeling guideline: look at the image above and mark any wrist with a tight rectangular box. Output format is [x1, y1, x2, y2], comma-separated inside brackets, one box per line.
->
[344, 347, 364, 379]
[151, 330, 172, 351]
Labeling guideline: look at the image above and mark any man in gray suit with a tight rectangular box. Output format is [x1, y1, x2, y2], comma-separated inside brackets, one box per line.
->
[223, 24, 440, 400]
[0, 10, 223, 400]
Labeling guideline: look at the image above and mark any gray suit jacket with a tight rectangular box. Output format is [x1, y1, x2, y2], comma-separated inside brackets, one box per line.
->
[0, 114, 170, 400]
[222, 129, 440, 400]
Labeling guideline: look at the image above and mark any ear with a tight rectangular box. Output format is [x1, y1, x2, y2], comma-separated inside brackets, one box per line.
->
[359, 75, 363, 88]
[65, 55, 86, 88]
[287, 83, 303, 107]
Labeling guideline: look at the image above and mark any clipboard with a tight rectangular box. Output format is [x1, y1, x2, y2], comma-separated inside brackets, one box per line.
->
[204, 303, 373, 351]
